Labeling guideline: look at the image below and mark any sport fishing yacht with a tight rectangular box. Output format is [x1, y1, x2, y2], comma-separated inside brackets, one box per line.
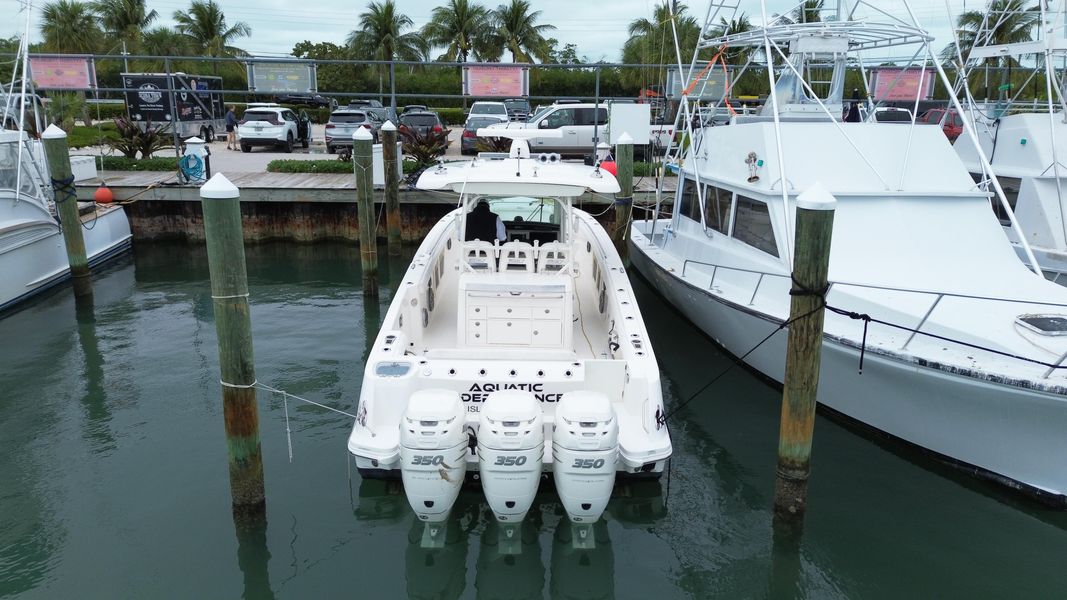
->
[631, 3, 1067, 506]
[348, 133, 672, 524]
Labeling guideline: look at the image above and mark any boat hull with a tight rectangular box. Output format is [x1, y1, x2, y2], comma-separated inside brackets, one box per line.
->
[629, 231, 1067, 506]
[0, 206, 131, 313]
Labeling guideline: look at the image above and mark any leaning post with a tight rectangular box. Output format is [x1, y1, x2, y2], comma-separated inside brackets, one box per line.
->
[41, 124, 92, 298]
[612, 132, 634, 259]
[353, 127, 379, 296]
[381, 120, 402, 256]
[773, 182, 836, 520]
[201, 173, 266, 516]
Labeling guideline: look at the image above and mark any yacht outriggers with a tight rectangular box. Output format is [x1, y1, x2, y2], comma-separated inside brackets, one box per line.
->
[348, 132, 672, 524]
[631, 2, 1067, 506]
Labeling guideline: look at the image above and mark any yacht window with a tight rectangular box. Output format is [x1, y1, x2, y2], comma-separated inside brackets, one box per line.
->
[678, 178, 701, 223]
[703, 185, 733, 234]
[732, 195, 779, 257]
[974, 173, 1020, 225]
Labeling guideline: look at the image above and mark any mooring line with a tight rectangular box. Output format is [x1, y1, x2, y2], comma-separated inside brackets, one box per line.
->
[250, 382, 357, 463]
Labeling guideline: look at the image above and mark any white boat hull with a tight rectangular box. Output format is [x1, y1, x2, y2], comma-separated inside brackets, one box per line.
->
[0, 206, 131, 313]
[629, 230, 1067, 505]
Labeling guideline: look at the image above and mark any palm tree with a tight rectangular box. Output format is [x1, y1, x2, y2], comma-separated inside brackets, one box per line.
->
[947, 0, 1038, 96]
[347, 0, 428, 63]
[92, 0, 157, 52]
[621, 2, 700, 89]
[141, 26, 190, 70]
[422, 0, 494, 62]
[40, 0, 101, 53]
[709, 13, 755, 64]
[491, 0, 555, 63]
[788, 0, 825, 24]
[172, 0, 251, 74]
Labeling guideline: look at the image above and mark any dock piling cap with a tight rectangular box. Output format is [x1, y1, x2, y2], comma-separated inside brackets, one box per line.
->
[381, 120, 396, 131]
[41, 124, 67, 139]
[796, 181, 837, 211]
[616, 132, 634, 145]
[200, 172, 239, 199]
[353, 127, 373, 141]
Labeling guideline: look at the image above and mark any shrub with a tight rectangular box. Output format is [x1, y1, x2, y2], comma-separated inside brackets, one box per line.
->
[399, 127, 452, 169]
[99, 156, 178, 171]
[86, 102, 127, 121]
[475, 136, 512, 153]
[69, 123, 120, 149]
[267, 159, 421, 174]
[433, 108, 466, 126]
[108, 117, 174, 159]
[47, 92, 85, 132]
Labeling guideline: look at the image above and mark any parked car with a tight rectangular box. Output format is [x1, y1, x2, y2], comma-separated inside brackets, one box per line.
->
[403, 104, 428, 114]
[348, 98, 396, 123]
[484, 102, 673, 157]
[275, 93, 333, 108]
[461, 116, 508, 155]
[503, 98, 531, 121]
[325, 109, 383, 152]
[468, 101, 509, 123]
[868, 106, 914, 123]
[237, 103, 312, 153]
[919, 108, 964, 141]
[398, 111, 445, 137]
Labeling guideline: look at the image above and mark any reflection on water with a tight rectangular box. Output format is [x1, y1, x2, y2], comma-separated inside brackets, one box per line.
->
[235, 514, 274, 600]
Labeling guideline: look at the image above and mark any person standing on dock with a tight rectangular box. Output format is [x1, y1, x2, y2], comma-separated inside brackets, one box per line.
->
[225, 106, 238, 150]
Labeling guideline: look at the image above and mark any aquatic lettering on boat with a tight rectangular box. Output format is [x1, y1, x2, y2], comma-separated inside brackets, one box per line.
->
[462, 382, 563, 403]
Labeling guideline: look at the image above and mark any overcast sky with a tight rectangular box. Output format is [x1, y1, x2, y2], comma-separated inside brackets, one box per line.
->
[5, 0, 973, 61]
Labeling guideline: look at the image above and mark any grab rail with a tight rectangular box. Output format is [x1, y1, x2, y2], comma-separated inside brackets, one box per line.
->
[678, 257, 1067, 357]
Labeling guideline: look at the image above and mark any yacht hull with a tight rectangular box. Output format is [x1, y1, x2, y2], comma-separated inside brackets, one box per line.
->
[629, 231, 1067, 507]
[0, 206, 132, 313]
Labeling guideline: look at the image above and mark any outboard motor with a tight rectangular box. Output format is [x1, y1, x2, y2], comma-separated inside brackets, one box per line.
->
[478, 391, 544, 522]
[399, 389, 469, 522]
[552, 391, 619, 523]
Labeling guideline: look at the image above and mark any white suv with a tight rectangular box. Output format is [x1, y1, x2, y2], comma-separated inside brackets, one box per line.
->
[468, 101, 509, 123]
[237, 103, 312, 153]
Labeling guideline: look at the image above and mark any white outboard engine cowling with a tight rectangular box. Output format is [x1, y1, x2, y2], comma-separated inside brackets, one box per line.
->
[400, 389, 469, 522]
[478, 391, 544, 523]
[553, 391, 619, 523]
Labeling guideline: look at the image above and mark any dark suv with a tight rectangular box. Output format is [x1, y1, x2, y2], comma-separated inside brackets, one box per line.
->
[399, 111, 445, 136]
[275, 93, 333, 108]
[503, 98, 531, 121]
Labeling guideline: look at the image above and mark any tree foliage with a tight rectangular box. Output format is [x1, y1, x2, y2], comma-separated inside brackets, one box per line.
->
[492, 0, 555, 63]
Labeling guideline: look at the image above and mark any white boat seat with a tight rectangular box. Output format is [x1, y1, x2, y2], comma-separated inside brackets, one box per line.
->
[499, 241, 536, 272]
[464, 240, 498, 272]
[537, 242, 570, 273]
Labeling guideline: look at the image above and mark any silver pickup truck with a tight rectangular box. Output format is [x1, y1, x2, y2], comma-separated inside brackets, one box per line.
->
[484, 102, 674, 157]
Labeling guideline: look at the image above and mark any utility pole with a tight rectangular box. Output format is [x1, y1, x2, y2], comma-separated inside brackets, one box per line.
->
[773, 182, 836, 520]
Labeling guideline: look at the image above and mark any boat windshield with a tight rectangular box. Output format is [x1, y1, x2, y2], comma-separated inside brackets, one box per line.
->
[462, 195, 568, 245]
[0, 139, 41, 198]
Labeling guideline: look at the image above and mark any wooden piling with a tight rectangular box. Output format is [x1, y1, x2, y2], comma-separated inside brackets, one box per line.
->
[41, 125, 92, 298]
[773, 182, 836, 519]
[201, 173, 266, 515]
[381, 121, 402, 256]
[353, 128, 379, 296]
[612, 133, 634, 259]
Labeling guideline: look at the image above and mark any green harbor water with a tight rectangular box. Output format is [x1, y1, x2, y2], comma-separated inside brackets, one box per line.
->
[1, 241, 1066, 599]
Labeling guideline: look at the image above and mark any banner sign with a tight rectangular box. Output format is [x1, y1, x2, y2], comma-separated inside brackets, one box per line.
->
[666, 63, 729, 100]
[462, 64, 529, 97]
[123, 73, 223, 123]
[869, 67, 934, 101]
[28, 56, 96, 90]
[248, 62, 316, 93]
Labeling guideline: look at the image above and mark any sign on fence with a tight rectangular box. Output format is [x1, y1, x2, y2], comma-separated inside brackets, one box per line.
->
[462, 64, 529, 97]
[248, 62, 317, 94]
[869, 67, 934, 101]
[666, 62, 729, 100]
[28, 56, 96, 90]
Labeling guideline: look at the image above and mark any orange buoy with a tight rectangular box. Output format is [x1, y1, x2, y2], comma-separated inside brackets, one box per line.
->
[94, 186, 114, 204]
[600, 161, 617, 176]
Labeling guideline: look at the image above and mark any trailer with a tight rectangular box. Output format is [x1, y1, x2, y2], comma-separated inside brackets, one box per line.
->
[121, 73, 225, 141]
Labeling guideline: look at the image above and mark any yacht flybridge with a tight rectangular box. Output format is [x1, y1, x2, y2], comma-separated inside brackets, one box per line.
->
[347, 136, 672, 525]
[631, 1, 1067, 505]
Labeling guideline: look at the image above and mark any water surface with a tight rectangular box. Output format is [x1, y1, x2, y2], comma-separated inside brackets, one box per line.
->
[1, 241, 1065, 599]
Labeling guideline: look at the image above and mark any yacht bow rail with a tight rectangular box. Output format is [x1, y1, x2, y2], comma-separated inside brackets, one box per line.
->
[699, 20, 931, 51]
[677, 257, 1067, 377]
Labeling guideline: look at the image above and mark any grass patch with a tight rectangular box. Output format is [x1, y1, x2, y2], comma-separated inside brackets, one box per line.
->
[267, 158, 422, 174]
[69, 123, 120, 149]
[99, 156, 178, 172]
